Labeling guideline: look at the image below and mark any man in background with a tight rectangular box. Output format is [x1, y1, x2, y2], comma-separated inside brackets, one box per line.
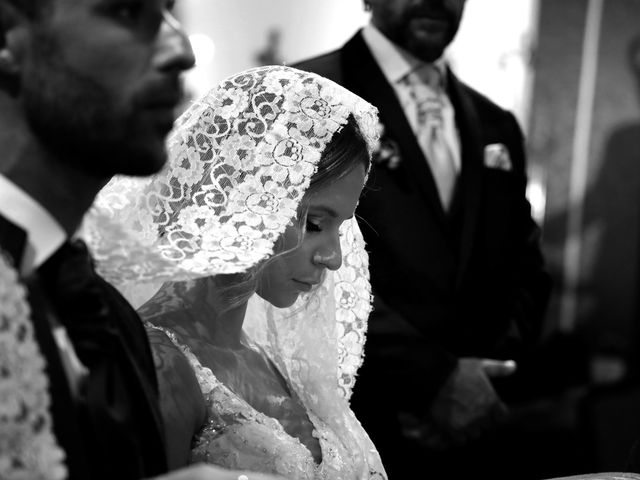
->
[0, 1, 283, 479]
[295, 0, 551, 476]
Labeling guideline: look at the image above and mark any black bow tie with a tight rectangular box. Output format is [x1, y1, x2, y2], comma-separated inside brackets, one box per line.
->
[38, 239, 113, 335]
[40, 238, 98, 292]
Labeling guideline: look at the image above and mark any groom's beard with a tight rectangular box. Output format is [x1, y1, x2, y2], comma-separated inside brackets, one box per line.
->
[21, 31, 168, 178]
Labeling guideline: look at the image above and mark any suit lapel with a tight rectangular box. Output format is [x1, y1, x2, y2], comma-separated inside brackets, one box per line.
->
[446, 71, 485, 286]
[26, 275, 91, 479]
[339, 33, 486, 285]
[341, 32, 447, 224]
[0, 214, 90, 478]
[0, 214, 27, 269]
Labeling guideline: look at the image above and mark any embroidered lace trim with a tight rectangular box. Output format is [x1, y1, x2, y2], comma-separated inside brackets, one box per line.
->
[82, 66, 385, 478]
[0, 253, 67, 480]
[84, 66, 379, 286]
[149, 320, 385, 479]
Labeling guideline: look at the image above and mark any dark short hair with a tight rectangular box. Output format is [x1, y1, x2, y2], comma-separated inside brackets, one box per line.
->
[308, 113, 370, 194]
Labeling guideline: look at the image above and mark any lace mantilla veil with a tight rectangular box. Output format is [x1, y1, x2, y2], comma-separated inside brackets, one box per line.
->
[82, 66, 386, 478]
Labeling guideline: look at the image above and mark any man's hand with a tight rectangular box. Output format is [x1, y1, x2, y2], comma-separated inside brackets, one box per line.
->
[425, 357, 516, 447]
[150, 464, 289, 480]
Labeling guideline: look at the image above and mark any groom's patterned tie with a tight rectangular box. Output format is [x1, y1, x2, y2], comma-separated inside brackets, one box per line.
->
[405, 65, 458, 210]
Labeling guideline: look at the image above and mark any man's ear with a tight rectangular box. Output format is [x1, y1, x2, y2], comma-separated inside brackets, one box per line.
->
[0, 1, 28, 77]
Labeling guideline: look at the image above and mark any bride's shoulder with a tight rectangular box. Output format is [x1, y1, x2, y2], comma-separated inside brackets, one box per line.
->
[147, 327, 206, 419]
[146, 326, 208, 468]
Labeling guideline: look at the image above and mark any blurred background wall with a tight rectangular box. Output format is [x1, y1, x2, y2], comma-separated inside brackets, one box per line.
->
[179, 0, 538, 127]
[175, 0, 640, 473]
[533, 0, 640, 358]
[530, 0, 640, 470]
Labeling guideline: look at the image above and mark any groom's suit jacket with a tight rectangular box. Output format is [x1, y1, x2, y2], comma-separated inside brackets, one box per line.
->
[295, 29, 551, 470]
[0, 213, 167, 480]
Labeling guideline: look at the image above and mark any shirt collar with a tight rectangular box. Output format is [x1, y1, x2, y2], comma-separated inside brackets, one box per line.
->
[362, 23, 448, 86]
[0, 174, 66, 273]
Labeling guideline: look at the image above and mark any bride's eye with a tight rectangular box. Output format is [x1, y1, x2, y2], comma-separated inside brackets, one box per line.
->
[306, 218, 322, 232]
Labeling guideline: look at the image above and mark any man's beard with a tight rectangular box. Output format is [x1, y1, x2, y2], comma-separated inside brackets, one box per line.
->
[21, 34, 167, 178]
[383, 7, 460, 62]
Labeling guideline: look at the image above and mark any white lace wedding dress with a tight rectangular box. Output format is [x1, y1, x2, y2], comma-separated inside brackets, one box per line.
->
[152, 319, 385, 479]
[83, 65, 387, 479]
[145, 220, 386, 479]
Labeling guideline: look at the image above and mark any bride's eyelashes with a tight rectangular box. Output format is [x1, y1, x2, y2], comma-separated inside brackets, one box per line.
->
[306, 218, 322, 233]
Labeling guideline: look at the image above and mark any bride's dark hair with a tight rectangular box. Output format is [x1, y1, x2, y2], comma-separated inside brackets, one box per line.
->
[307, 113, 370, 194]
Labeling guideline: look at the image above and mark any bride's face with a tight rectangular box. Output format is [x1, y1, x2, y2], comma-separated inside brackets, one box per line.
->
[256, 164, 366, 308]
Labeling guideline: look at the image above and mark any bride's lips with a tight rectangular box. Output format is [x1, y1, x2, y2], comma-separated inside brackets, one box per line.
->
[292, 279, 316, 292]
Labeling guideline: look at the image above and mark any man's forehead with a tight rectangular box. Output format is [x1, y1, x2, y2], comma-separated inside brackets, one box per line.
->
[49, 0, 159, 13]
[43, 0, 168, 24]
[51, 0, 114, 11]
[41, 0, 92, 18]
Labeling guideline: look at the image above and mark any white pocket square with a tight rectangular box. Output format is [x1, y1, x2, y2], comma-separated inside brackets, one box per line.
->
[484, 143, 512, 171]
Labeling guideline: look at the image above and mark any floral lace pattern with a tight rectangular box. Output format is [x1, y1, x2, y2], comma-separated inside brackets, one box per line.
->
[149, 240, 385, 480]
[334, 219, 372, 399]
[0, 253, 67, 480]
[149, 324, 319, 479]
[241, 218, 384, 478]
[84, 65, 379, 286]
[82, 66, 384, 478]
[241, 217, 371, 402]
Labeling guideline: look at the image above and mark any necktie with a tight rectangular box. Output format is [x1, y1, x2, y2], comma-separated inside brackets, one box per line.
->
[404, 65, 458, 210]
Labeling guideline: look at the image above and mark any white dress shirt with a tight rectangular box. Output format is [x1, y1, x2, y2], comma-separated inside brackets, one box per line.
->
[361, 23, 461, 173]
[0, 174, 66, 274]
[0, 174, 87, 394]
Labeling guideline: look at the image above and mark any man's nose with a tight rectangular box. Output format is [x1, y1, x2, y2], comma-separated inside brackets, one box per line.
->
[153, 11, 196, 72]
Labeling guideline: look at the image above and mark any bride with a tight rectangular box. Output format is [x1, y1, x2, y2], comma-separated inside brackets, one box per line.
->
[85, 66, 387, 479]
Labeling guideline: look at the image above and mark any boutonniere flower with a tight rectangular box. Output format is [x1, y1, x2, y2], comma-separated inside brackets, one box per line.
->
[372, 121, 401, 170]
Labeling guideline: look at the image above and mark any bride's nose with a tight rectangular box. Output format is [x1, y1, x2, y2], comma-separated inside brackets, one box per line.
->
[312, 242, 342, 271]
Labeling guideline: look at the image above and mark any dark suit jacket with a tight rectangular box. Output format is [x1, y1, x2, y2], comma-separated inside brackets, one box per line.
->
[294, 29, 551, 467]
[0, 213, 167, 480]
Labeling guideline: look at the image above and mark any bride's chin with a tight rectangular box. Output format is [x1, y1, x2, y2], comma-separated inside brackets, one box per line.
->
[274, 296, 299, 309]
[258, 291, 299, 309]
